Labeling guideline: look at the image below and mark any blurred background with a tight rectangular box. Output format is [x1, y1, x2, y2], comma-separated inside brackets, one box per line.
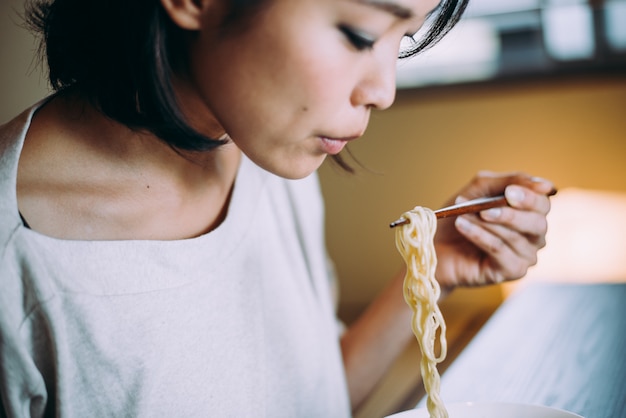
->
[2, 0, 625, 416]
[317, 0, 626, 320]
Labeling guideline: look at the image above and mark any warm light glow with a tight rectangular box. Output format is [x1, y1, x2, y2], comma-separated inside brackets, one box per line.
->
[504, 188, 626, 296]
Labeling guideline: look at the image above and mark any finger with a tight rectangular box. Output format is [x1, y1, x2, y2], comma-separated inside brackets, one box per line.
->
[473, 215, 545, 259]
[462, 214, 542, 263]
[502, 184, 553, 215]
[458, 171, 555, 201]
[479, 204, 549, 237]
[455, 215, 539, 280]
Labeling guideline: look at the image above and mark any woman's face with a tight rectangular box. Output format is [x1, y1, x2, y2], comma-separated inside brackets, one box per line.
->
[182, 0, 439, 179]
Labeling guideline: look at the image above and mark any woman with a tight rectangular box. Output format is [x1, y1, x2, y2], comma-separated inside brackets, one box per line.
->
[0, 0, 554, 416]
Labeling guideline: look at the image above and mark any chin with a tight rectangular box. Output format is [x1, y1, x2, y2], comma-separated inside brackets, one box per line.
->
[277, 165, 320, 180]
[268, 156, 326, 180]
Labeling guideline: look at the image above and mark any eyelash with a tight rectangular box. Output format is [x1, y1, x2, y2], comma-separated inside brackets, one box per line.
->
[339, 25, 377, 51]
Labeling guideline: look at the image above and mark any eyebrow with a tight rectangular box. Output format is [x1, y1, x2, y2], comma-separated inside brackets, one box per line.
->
[357, 0, 415, 20]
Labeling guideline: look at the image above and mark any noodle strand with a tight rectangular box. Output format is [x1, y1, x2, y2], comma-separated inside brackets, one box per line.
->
[395, 207, 448, 418]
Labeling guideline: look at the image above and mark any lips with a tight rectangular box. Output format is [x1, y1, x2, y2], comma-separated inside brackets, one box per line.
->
[318, 134, 361, 155]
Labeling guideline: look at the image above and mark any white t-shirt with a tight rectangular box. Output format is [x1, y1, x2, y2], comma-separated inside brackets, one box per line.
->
[0, 102, 351, 417]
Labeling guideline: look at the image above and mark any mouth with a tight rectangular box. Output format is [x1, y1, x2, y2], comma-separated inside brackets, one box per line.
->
[318, 134, 362, 155]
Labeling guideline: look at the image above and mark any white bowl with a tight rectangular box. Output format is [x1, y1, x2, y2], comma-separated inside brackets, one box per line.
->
[385, 402, 583, 418]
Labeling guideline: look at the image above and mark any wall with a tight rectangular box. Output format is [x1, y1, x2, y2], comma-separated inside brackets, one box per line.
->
[0, 0, 51, 124]
[318, 75, 626, 319]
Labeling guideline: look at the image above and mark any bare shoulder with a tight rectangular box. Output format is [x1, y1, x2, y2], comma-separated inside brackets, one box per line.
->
[17, 95, 240, 241]
[17, 95, 128, 239]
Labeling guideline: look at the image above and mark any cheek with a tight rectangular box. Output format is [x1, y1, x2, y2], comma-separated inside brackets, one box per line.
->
[279, 46, 358, 129]
[223, 46, 349, 131]
[186, 8, 356, 138]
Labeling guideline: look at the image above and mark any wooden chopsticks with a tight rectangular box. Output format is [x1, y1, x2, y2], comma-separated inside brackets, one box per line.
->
[389, 189, 557, 228]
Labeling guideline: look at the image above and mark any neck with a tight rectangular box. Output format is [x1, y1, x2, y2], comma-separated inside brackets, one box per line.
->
[18, 94, 242, 240]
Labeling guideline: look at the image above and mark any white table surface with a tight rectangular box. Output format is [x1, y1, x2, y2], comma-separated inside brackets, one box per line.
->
[417, 282, 626, 418]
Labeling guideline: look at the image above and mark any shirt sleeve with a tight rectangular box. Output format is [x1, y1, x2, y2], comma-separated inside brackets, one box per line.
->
[0, 248, 49, 418]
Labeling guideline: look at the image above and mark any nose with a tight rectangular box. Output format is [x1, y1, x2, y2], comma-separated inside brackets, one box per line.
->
[351, 51, 397, 110]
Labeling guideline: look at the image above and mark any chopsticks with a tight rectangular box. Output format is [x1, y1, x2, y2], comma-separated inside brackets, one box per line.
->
[389, 189, 557, 228]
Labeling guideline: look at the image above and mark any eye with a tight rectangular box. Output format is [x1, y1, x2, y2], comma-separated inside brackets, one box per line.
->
[339, 25, 377, 51]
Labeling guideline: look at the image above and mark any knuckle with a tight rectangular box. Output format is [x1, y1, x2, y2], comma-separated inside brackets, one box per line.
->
[487, 236, 507, 255]
[501, 207, 517, 223]
[537, 235, 547, 249]
[492, 271, 507, 284]
[509, 260, 528, 280]
[474, 171, 496, 188]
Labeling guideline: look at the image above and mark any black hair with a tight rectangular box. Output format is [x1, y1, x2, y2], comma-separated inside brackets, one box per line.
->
[400, 0, 470, 59]
[25, 0, 468, 160]
[24, 0, 243, 152]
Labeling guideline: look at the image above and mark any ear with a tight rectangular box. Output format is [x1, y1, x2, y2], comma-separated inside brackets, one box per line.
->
[160, 0, 206, 30]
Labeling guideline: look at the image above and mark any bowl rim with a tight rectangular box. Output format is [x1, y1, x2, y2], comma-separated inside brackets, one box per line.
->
[386, 401, 584, 418]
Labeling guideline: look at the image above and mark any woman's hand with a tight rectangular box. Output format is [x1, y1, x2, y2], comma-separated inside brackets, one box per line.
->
[434, 171, 555, 290]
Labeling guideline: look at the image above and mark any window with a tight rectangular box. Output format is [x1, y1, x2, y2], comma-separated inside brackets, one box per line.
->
[396, 0, 626, 88]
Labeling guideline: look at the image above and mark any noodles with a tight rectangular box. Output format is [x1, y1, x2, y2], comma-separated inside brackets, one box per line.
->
[395, 206, 448, 418]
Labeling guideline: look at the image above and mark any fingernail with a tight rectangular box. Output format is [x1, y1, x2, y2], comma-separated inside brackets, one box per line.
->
[481, 207, 501, 220]
[505, 186, 524, 206]
[531, 176, 551, 185]
[531, 176, 556, 195]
